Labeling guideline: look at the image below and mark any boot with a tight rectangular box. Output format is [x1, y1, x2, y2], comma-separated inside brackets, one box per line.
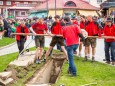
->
[91, 57, 95, 62]
[82, 56, 88, 62]
[105, 61, 110, 64]
[112, 61, 115, 65]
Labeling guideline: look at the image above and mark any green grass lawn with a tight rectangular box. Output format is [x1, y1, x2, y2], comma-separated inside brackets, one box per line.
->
[0, 37, 15, 48]
[0, 52, 18, 72]
[55, 57, 115, 86]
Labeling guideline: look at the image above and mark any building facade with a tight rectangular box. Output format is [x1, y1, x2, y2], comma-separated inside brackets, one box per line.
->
[0, 0, 45, 19]
[101, 0, 115, 16]
[30, 0, 99, 18]
[84, 0, 107, 7]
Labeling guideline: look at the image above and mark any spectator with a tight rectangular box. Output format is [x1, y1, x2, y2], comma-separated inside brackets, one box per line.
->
[16, 20, 29, 55]
[104, 17, 115, 65]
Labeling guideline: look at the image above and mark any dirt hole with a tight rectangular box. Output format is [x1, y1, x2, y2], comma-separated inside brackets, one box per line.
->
[26, 54, 66, 86]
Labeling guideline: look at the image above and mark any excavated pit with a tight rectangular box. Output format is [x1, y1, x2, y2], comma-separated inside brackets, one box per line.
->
[25, 54, 66, 86]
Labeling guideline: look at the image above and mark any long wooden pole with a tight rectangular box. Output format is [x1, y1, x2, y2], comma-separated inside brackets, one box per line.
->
[11, 33, 63, 37]
[11, 33, 115, 39]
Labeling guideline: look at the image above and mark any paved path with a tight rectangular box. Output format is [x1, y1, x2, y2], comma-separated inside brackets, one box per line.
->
[0, 36, 54, 56]
[0, 36, 106, 63]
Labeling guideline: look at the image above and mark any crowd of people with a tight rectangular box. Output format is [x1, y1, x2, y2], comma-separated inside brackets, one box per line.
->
[0, 14, 115, 77]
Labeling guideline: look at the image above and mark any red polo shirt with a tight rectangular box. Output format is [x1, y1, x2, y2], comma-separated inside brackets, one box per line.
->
[80, 21, 85, 29]
[63, 25, 81, 46]
[104, 25, 115, 42]
[85, 21, 99, 36]
[32, 23, 48, 34]
[16, 25, 29, 41]
[73, 21, 79, 26]
[51, 22, 63, 35]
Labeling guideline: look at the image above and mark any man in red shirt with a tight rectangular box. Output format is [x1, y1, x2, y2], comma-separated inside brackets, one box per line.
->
[63, 17, 85, 76]
[83, 15, 99, 62]
[104, 17, 115, 65]
[30, 18, 48, 64]
[16, 21, 29, 55]
[44, 15, 67, 62]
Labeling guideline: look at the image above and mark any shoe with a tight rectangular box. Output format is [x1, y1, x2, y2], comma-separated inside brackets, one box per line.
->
[69, 73, 77, 77]
[105, 61, 110, 64]
[67, 70, 72, 74]
[112, 62, 115, 65]
[91, 57, 95, 62]
[36, 60, 41, 64]
[82, 56, 88, 62]
[42, 59, 46, 62]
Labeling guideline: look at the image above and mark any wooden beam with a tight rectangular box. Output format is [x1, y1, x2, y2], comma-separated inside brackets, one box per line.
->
[11, 33, 63, 37]
[11, 33, 115, 39]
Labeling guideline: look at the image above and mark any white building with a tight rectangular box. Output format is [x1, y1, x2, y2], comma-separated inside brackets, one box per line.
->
[83, 0, 107, 7]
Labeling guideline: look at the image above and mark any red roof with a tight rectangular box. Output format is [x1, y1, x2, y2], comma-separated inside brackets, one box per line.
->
[31, 0, 99, 11]
[9, 0, 45, 1]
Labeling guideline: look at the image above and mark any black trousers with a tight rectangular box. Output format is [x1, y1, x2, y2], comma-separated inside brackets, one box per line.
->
[17, 39, 26, 54]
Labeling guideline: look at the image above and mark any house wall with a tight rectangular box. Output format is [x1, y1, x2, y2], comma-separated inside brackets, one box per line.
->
[0, 0, 38, 14]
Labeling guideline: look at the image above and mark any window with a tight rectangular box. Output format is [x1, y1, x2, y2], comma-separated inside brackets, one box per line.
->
[6, 1, 11, 5]
[97, 0, 102, 4]
[20, 11, 26, 16]
[24, 2, 28, 4]
[0, 1, 3, 5]
[65, 1, 76, 7]
[32, 2, 37, 4]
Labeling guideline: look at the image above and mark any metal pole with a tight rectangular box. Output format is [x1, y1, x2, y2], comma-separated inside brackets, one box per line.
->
[47, 0, 48, 17]
[55, 0, 56, 16]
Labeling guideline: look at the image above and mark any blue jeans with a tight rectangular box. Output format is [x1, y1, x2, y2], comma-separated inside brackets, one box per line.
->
[67, 44, 79, 75]
[105, 42, 115, 62]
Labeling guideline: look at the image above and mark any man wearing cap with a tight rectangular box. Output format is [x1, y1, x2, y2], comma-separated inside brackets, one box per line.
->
[104, 17, 115, 65]
[44, 15, 67, 62]
[63, 16, 86, 76]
